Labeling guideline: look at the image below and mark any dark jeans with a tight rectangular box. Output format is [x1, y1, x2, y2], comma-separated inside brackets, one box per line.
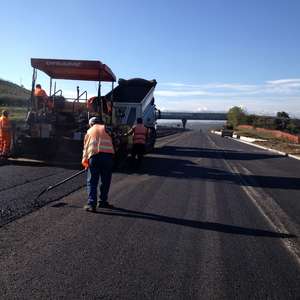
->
[131, 143, 145, 163]
[87, 152, 113, 206]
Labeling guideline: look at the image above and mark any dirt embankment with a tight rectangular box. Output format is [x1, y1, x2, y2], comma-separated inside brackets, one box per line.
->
[236, 127, 300, 156]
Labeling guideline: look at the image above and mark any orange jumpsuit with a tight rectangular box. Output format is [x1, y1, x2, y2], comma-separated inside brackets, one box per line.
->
[34, 88, 53, 110]
[34, 87, 48, 98]
[0, 115, 11, 156]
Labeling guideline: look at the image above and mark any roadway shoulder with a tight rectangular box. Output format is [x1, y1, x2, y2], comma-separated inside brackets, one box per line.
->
[210, 130, 300, 160]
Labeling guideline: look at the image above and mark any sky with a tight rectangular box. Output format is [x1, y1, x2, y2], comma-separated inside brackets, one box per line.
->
[1, 0, 300, 116]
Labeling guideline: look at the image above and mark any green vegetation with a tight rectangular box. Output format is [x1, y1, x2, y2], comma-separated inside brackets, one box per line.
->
[0, 95, 29, 107]
[227, 106, 300, 134]
[0, 79, 30, 122]
[0, 79, 30, 97]
[0, 79, 30, 107]
[226, 106, 300, 155]
[1, 106, 27, 123]
[227, 106, 247, 128]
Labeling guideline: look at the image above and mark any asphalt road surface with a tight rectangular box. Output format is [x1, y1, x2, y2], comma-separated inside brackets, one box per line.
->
[1, 130, 300, 299]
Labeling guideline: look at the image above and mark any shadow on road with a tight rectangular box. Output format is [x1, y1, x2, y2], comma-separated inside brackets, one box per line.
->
[96, 207, 296, 239]
[154, 145, 282, 161]
[5, 159, 81, 170]
[118, 155, 300, 190]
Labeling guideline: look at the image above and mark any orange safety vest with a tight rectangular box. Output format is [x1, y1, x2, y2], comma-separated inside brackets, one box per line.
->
[0, 116, 11, 135]
[82, 124, 114, 167]
[133, 124, 148, 144]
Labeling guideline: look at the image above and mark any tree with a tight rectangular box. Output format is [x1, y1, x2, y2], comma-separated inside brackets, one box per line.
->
[276, 111, 290, 130]
[286, 119, 300, 134]
[227, 106, 247, 128]
[245, 114, 256, 126]
[276, 111, 290, 119]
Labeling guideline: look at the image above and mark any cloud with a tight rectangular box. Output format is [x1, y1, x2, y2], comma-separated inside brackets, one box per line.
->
[263, 79, 300, 95]
[154, 79, 300, 117]
[156, 78, 300, 98]
[160, 82, 258, 91]
[155, 90, 211, 97]
[197, 106, 208, 111]
[205, 83, 257, 91]
[266, 79, 300, 86]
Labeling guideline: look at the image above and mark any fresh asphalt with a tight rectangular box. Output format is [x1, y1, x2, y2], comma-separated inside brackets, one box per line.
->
[0, 129, 300, 299]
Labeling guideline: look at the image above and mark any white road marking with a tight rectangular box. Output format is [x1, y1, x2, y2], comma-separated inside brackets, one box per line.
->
[207, 133, 300, 267]
[230, 163, 300, 267]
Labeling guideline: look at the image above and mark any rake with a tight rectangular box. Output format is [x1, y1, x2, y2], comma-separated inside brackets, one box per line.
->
[34, 169, 86, 202]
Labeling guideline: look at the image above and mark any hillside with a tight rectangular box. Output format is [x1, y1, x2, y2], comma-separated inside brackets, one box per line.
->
[0, 78, 30, 97]
[0, 78, 31, 107]
[0, 78, 31, 121]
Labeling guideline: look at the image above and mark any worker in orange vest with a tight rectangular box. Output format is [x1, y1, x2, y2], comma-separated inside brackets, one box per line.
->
[0, 110, 12, 159]
[127, 118, 148, 165]
[34, 84, 53, 110]
[82, 117, 115, 212]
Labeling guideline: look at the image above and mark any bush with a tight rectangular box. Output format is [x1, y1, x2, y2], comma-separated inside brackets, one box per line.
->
[286, 120, 300, 134]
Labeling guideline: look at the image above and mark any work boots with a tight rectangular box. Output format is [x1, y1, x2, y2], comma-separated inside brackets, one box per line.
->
[83, 204, 96, 212]
[97, 201, 115, 209]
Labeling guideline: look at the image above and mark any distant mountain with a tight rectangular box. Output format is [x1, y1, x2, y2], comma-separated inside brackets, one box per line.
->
[0, 79, 30, 106]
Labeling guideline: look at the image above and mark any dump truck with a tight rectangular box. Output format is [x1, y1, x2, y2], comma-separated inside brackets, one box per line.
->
[13, 58, 158, 162]
[107, 78, 157, 152]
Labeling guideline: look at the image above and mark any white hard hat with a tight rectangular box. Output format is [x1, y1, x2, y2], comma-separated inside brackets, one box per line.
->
[89, 117, 100, 126]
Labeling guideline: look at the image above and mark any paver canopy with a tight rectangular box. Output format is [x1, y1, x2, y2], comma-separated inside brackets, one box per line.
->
[31, 58, 116, 82]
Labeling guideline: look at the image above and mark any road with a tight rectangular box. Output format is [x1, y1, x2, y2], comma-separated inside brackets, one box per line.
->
[1, 129, 300, 299]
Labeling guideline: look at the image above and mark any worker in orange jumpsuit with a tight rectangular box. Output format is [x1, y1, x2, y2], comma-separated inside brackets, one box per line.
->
[34, 84, 53, 110]
[0, 110, 12, 159]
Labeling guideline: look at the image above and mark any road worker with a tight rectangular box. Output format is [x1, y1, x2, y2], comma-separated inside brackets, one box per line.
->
[127, 118, 148, 165]
[34, 84, 53, 110]
[82, 117, 115, 212]
[0, 110, 12, 159]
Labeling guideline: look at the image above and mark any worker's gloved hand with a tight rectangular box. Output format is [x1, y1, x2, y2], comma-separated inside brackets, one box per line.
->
[82, 159, 89, 170]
